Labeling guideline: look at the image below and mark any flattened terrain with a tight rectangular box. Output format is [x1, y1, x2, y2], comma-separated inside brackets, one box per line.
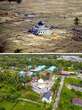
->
[0, 0, 82, 53]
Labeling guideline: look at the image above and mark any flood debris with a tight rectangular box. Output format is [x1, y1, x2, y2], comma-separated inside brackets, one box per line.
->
[74, 17, 80, 26]
[0, 0, 22, 4]
[14, 48, 22, 53]
[29, 21, 53, 36]
[72, 26, 82, 41]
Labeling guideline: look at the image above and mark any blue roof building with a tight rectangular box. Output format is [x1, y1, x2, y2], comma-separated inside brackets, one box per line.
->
[42, 91, 52, 103]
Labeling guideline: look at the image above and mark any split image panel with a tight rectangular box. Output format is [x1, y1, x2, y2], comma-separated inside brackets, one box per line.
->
[0, 0, 82, 53]
[0, 54, 82, 110]
[0, 0, 82, 110]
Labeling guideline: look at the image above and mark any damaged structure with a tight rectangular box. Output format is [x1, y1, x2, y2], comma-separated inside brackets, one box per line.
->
[30, 21, 53, 36]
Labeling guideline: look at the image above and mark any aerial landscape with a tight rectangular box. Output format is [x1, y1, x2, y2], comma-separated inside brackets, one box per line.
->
[0, 0, 82, 52]
[1, 0, 82, 110]
[0, 54, 82, 110]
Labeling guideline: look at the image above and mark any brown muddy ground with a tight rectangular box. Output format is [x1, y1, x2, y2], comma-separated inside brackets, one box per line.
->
[0, 0, 82, 53]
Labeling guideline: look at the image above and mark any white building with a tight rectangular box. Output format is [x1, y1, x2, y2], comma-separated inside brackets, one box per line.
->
[37, 79, 45, 89]
[32, 78, 53, 93]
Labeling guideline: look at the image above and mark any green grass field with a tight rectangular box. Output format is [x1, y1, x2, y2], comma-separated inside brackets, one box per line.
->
[0, 101, 43, 110]
[0, 80, 44, 110]
[58, 77, 82, 110]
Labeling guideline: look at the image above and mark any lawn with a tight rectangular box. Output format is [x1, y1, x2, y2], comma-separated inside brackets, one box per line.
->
[0, 101, 15, 110]
[57, 77, 82, 110]
[0, 101, 43, 110]
[21, 90, 42, 102]
[65, 77, 82, 86]
[0, 83, 44, 110]
[14, 101, 43, 110]
[0, 82, 44, 110]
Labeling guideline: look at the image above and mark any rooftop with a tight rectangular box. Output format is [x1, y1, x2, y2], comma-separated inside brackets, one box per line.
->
[47, 66, 57, 72]
[43, 91, 51, 100]
[31, 65, 46, 72]
[72, 98, 82, 106]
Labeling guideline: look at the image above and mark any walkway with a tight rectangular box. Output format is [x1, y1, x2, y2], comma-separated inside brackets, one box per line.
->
[18, 97, 41, 105]
[52, 76, 65, 110]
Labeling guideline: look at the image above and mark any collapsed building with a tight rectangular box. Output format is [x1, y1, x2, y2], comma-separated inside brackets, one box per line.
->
[30, 21, 53, 36]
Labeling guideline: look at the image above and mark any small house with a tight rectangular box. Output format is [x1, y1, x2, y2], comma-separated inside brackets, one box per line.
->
[60, 70, 70, 76]
[72, 98, 82, 106]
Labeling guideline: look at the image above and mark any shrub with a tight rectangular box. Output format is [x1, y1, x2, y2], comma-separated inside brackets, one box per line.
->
[0, 107, 5, 110]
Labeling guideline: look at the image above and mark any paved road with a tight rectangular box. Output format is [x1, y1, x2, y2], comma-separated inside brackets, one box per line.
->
[52, 76, 65, 110]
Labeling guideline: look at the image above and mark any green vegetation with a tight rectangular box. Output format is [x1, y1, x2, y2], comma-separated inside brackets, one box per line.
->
[65, 77, 82, 86]
[0, 101, 42, 110]
[50, 77, 61, 110]
[0, 55, 82, 71]
[0, 68, 44, 110]
[0, 55, 82, 110]
[58, 78, 82, 110]
[52, 77, 61, 100]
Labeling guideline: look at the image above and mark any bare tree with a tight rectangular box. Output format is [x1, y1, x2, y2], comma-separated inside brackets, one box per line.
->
[74, 17, 80, 26]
